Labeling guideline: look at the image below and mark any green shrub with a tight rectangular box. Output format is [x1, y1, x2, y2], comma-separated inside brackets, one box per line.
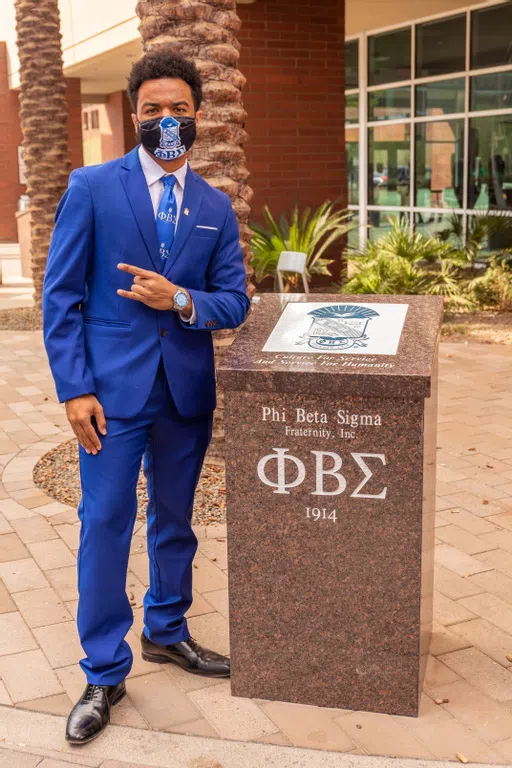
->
[470, 257, 512, 312]
[438, 213, 512, 273]
[342, 217, 473, 309]
[250, 202, 354, 287]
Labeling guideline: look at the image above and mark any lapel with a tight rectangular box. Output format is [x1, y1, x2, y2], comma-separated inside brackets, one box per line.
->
[162, 166, 205, 278]
[119, 147, 162, 274]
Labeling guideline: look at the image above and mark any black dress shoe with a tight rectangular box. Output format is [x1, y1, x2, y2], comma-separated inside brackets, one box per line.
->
[141, 633, 230, 678]
[66, 681, 126, 745]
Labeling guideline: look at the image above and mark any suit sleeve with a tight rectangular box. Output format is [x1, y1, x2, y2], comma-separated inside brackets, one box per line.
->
[43, 169, 96, 403]
[179, 194, 251, 331]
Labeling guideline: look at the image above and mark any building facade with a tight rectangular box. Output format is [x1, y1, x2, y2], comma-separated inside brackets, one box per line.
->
[0, 0, 510, 257]
[346, 0, 512, 249]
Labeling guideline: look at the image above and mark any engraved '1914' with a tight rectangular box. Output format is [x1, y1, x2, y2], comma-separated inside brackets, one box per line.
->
[257, 449, 387, 499]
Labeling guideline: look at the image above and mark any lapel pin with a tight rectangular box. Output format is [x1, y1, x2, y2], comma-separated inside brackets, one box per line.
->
[184, 208, 190, 216]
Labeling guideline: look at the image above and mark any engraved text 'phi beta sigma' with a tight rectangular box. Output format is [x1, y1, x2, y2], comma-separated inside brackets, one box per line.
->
[257, 449, 387, 499]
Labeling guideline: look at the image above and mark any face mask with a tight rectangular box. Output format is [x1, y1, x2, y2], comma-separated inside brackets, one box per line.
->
[137, 115, 197, 161]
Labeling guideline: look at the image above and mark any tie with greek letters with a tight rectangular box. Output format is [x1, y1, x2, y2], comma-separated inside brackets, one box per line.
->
[156, 174, 178, 265]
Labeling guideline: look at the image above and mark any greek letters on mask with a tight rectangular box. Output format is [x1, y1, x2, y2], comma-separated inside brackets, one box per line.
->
[138, 115, 197, 161]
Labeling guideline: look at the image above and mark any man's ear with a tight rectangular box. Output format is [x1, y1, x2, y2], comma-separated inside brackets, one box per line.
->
[195, 109, 204, 126]
[131, 113, 138, 133]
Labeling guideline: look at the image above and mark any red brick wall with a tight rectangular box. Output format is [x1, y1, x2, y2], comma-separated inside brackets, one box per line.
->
[65, 77, 84, 171]
[0, 42, 24, 242]
[237, 0, 346, 224]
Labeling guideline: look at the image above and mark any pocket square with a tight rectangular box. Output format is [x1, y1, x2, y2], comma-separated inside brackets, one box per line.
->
[196, 225, 219, 231]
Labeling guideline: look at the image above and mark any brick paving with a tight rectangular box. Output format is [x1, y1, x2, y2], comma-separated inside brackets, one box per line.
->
[0, 329, 511, 763]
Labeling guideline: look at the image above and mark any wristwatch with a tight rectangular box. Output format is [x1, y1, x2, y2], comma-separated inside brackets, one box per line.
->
[172, 287, 190, 312]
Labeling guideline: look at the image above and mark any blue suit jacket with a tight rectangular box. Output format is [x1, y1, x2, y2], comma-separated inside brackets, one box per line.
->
[43, 147, 250, 419]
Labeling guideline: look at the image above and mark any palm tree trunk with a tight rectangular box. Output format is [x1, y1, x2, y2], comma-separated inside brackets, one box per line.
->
[14, 0, 69, 309]
[136, 0, 254, 459]
[136, 0, 253, 271]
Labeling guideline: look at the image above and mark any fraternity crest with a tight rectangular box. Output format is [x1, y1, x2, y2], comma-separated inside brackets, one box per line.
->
[155, 116, 185, 161]
[297, 304, 380, 351]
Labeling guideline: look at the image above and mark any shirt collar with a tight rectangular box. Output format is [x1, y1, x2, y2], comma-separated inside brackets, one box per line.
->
[138, 144, 188, 191]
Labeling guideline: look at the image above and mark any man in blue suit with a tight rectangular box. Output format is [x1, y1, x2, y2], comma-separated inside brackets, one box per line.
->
[43, 48, 250, 745]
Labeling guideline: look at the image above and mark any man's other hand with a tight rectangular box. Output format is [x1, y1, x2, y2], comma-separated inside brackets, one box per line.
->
[65, 395, 107, 455]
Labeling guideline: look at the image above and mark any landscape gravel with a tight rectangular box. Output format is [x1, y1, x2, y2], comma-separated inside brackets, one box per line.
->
[33, 439, 227, 526]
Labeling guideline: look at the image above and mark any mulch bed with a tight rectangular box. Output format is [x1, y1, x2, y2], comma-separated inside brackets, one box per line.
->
[0, 306, 42, 331]
[442, 311, 512, 344]
[33, 439, 226, 527]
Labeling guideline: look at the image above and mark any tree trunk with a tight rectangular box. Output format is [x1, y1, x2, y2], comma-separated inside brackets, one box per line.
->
[136, 0, 254, 459]
[14, 0, 69, 308]
[135, 0, 253, 272]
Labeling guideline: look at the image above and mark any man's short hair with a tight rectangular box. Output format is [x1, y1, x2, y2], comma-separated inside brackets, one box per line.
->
[127, 47, 203, 112]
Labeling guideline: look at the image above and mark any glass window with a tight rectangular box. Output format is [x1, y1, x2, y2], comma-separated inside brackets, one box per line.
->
[369, 87, 411, 121]
[368, 211, 409, 242]
[469, 115, 512, 211]
[368, 28, 411, 87]
[471, 72, 512, 112]
[346, 127, 359, 206]
[415, 120, 464, 209]
[346, 40, 359, 90]
[471, 3, 512, 70]
[83, 112, 89, 131]
[416, 78, 465, 117]
[414, 213, 463, 243]
[346, 93, 359, 125]
[91, 110, 99, 130]
[415, 14, 466, 78]
[368, 123, 411, 206]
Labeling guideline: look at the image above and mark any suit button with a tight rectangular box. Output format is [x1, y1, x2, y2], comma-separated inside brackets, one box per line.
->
[160, 329, 167, 337]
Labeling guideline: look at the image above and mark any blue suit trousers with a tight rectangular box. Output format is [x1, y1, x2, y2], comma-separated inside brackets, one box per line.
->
[77, 358, 213, 685]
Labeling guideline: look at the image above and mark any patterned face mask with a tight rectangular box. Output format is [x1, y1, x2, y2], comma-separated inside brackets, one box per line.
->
[137, 115, 197, 161]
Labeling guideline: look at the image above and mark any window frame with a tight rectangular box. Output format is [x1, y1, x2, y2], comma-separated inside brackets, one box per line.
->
[345, 0, 512, 249]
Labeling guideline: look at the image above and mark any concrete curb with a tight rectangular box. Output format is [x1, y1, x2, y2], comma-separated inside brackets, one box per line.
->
[0, 705, 502, 768]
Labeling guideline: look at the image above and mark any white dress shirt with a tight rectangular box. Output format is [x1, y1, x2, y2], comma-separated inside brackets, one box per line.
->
[138, 145, 196, 324]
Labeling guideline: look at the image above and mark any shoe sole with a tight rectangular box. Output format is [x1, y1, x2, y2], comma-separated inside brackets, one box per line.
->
[141, 651, 230, 678]
[66, 688, 127, 746]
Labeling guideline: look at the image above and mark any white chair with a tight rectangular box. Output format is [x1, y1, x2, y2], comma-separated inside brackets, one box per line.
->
[276, 251, 309, 294]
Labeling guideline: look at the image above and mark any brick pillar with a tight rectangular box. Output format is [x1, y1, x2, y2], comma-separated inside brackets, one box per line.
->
[0, 42, 24, 242]
[66, 77, 84, 170]
[123, 91, 138, 154]
[102, 91, 137, 161]
[237, 0, 347, 277]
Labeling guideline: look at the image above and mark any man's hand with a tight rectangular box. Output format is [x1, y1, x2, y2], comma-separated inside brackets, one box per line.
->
[65, 395, 107, 455]
[117, 263, 191, 314]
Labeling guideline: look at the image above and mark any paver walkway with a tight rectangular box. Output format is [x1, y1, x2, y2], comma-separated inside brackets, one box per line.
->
[0, 330, 511, 764]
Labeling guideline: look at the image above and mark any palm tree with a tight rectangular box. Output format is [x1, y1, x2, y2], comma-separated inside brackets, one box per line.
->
[136, 0, 253, 272]
[136, 0, 253, 456]
[14, 0, 70, 308]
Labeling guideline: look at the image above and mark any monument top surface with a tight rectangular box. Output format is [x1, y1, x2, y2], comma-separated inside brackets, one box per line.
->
[217, 294, 444, 399]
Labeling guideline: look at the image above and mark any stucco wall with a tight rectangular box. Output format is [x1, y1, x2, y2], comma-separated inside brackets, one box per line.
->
[347, 0, 485, 36]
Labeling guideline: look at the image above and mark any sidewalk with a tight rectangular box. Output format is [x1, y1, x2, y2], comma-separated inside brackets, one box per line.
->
[1, 704, 500, 768]
[0, 329, 511, 765]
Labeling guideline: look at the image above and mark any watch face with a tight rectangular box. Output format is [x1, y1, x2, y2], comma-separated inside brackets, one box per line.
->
[175, 291, 188, 309]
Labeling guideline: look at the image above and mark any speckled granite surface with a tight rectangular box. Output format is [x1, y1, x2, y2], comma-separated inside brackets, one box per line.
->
[217, 294, 443, 399]
[218, 295, 443, 716]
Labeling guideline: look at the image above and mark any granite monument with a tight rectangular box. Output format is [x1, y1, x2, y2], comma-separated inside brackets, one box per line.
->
[217, 294, 443, 716]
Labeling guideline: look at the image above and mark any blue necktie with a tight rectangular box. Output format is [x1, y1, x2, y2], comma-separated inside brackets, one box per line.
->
[156, 175, 178, 264]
